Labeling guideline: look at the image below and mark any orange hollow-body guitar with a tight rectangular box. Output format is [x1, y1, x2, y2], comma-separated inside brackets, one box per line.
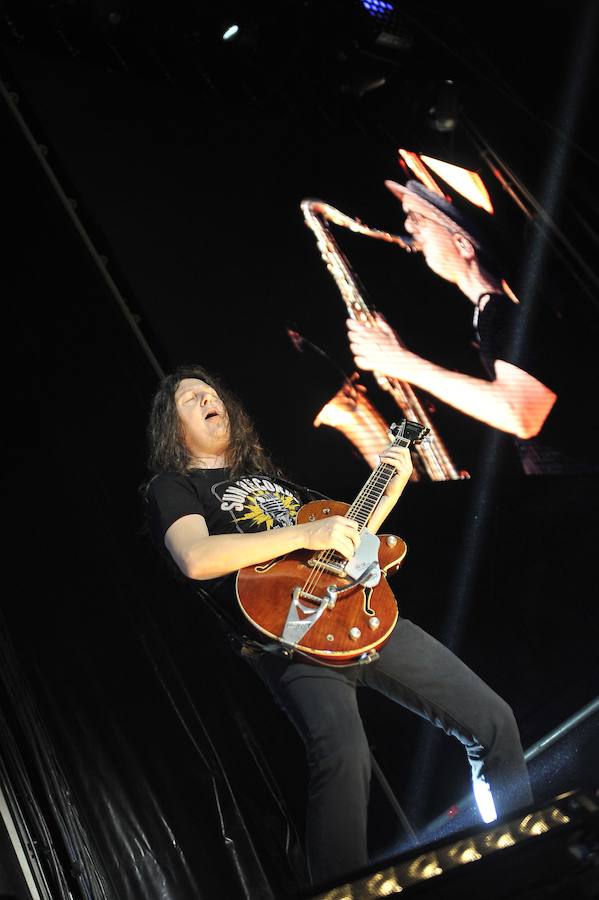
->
[236, 420, 428, 666]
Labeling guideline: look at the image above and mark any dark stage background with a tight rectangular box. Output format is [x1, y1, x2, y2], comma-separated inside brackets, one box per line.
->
[2, 2, 599, 898]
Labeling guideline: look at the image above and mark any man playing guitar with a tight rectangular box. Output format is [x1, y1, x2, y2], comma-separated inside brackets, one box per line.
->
[144, 364, 533, 888]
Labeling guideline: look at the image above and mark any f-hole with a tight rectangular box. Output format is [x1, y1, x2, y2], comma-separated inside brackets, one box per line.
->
[363, 586, 375, 616]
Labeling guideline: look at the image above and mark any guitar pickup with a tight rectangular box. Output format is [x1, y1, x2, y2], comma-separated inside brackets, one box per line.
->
[307, 557, 348, 577]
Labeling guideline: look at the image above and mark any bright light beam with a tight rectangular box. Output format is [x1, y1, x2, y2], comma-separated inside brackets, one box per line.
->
[405, 1, 598, 830]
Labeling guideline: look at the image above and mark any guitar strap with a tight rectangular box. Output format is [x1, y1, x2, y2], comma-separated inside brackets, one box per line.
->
[292, 483, 330, 503]
[194, 584, 286, 659]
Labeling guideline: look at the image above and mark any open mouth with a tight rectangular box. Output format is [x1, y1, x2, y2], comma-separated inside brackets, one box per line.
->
[204, 410, 219, 420]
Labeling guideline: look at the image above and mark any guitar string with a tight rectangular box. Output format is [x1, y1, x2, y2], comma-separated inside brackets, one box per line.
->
[300, 488, 374, 596]
[301, 459, 390, 594]
[299, 469, 394, 600]
[299, 431, 411, 597]
[300, 440, 408, 596]
[346, 428, 409, 528]
[300, 438, 410, 599]
[299, 466, 383, 597]
[301, 431, 413, 599]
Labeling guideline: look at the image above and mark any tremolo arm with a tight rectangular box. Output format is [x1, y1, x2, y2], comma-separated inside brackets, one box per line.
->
[281, 532, 382, 648]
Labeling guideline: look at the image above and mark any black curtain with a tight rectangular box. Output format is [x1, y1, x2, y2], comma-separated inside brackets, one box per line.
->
[2, 23, 598, 900]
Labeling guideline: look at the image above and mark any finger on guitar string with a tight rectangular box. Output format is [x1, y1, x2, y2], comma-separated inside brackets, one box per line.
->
[379, 445, 413, 476]
[300, 515, 361, 559]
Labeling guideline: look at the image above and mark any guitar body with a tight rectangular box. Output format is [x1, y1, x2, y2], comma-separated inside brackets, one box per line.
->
[236, 500, 407, 665]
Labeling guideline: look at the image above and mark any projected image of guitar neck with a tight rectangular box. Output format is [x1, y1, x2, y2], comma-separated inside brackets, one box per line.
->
[303, 151, 599, 478]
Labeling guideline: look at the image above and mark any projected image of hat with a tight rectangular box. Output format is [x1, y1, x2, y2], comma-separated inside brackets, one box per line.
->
[385, 178, 486, 249]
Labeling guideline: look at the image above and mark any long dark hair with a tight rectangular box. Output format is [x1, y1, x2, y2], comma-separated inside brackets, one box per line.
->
[146, 364, 282, 478]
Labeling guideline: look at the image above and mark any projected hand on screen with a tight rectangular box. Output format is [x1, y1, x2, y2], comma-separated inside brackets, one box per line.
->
[347, 313, 556, 442]
[346, 180, 558, 450]
[348, 315, 419, 381]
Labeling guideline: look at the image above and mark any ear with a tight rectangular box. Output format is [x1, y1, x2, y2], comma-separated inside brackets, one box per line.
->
[452, 232, 475, 260]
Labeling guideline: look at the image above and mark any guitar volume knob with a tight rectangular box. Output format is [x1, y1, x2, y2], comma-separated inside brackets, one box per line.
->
[368, 617, 380, 630]
[349, 627, 362, 640]
[386, 535, 398, 547]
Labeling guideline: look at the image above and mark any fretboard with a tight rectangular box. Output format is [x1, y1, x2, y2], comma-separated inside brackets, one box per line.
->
[346, 456, 406, 532]
[311, 420, 426, 568]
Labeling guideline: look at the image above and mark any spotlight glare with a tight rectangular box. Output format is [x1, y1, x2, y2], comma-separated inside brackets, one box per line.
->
[222, 24, 239, 41]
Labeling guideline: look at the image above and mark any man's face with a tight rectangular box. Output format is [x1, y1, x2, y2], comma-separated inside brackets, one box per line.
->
[175, 378, 230, 460]
[402, 195, 466, 283]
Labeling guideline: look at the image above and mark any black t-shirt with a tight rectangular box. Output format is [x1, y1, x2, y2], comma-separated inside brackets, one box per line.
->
[475, 294, 599, 473]
[145, 467, 313, 612]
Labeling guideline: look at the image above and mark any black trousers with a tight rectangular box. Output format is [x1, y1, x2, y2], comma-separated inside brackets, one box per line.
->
[249, 618, 533, 886]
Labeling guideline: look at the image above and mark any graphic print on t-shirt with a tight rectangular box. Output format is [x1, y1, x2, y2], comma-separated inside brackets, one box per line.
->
[210, 476, 302, 532]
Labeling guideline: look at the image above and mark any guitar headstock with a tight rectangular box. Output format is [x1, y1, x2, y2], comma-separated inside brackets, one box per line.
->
[389, 419, 430, 446]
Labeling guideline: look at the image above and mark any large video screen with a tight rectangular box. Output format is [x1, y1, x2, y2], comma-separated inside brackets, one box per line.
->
[299, 150, 598, 479]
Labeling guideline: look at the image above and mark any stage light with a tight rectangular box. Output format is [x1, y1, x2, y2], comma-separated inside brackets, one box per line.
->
[428, 79, 459, 133]
[398, 150, 445, 196]
[222, 24, 239, 41]
[361, 0, 395, 19]
[519, 812, 551, 836]
[488, 829, 516, 849]
[406, 852, 443, 879]
[311, 790, 598, 900]
[446, 838, 482, 863]
[419, 155, 494, 213]
[360, 0, 412, 51]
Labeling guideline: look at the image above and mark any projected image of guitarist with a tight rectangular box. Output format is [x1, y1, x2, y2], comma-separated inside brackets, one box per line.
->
[144, 364, 533, 888]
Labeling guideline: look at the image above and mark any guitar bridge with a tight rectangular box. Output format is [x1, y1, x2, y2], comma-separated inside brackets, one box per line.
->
[307, 556, 347, 577]
[308, 531, 382, 588]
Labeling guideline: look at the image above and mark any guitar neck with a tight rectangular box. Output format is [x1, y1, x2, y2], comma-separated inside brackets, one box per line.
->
[345, 463, 401, 531]
[345, 436, 411, 531]
[308, 420, 428, 568]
